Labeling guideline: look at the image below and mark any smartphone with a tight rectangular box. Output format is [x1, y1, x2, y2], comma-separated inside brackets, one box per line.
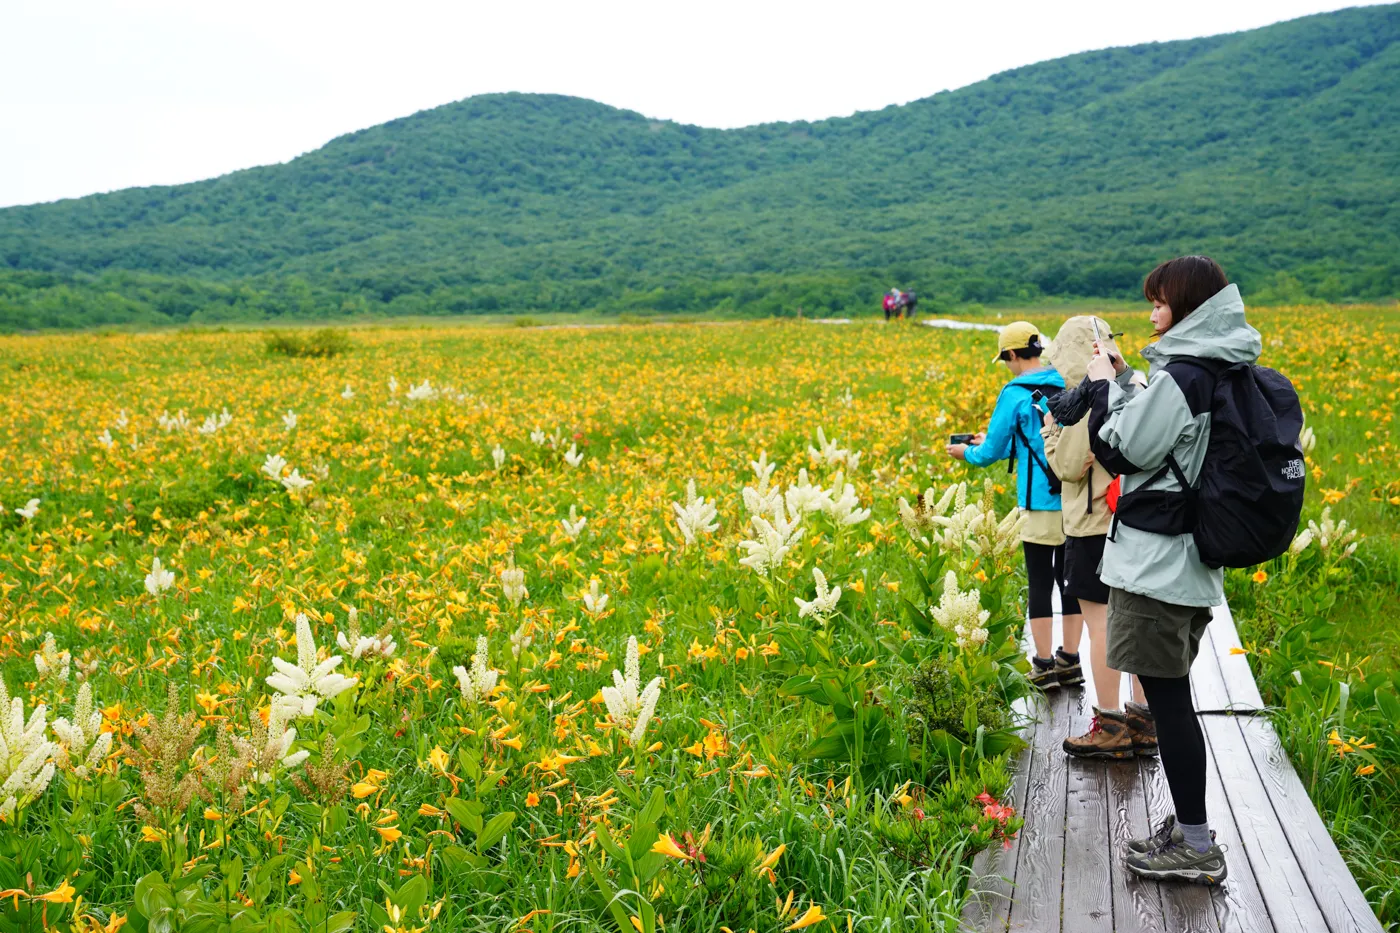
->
[949, 433, 976, 445]
[1091, 318, 1118, 364]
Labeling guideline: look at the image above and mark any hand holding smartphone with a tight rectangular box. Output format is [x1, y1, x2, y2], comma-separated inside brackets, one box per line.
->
[949, 433, 976, 445]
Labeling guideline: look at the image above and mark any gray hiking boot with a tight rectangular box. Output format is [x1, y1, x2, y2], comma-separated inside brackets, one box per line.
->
[1126, 815, 1216, 855]
[1125, 838, 1228, 885]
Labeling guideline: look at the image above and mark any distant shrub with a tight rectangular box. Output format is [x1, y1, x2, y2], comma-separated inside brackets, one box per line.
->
[264, 328, 352, 358]
[510, 316, 541, 328]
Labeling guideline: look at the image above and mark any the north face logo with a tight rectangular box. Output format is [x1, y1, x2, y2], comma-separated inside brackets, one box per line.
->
[1282, 459, 1305, 480]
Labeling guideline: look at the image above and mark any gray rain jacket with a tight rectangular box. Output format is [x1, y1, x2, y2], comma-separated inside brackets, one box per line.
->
[1088, 285, 1263, 607]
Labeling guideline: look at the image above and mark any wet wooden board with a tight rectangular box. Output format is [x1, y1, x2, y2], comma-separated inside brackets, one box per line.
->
[960, 601, 1383, 933]
[1007, 687, 1072, 932]
[1203, 604, 1264, 711]
[1201, 720, 1275, 933]
[1106, 754, 1167, 933]
[1076, 610, 1168, 933]
[1235, 714, 1385, 933]
[1201, 714, 1329, 932]
[1061, 687, 1114, 933]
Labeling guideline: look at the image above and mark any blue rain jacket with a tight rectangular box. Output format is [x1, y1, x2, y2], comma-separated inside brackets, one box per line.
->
[964, 366, 1066, 511]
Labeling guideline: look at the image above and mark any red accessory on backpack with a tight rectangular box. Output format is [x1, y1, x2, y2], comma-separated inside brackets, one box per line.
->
[1105, 476, 1121, 513]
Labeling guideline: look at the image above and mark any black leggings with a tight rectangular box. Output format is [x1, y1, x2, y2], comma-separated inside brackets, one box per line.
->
[1023, 541, 1081, 619]
[1139, 673, 1207, 826]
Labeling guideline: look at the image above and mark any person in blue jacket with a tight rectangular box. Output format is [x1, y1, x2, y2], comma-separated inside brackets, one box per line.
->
[945, 321, 1083, 689]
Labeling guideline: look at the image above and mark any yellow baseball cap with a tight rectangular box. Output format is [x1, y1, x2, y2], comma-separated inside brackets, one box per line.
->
[993, 321, 1043, 362]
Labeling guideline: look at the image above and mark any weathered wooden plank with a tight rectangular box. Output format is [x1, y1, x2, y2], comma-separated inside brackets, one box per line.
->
[1062, 687, 1113, 933]
[1007, 687, 1072, 932]
[1202, 715, 1329, 932]
[1107, 753, 1168, 933]
[1139, 753, 1221, 932]
[963, 694, 1038, 932]
[1206, 603, 1264, 712]
[1199, 717, 1275, 933]
[1236, 715, 1385, 933]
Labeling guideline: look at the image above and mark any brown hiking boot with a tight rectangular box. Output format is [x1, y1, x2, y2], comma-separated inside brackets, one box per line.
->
[1125, 701, 1158, 757]
[1063, 708, 1135, 760]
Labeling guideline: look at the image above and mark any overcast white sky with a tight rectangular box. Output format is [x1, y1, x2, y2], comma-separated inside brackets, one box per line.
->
[0, 0, 1389, 208]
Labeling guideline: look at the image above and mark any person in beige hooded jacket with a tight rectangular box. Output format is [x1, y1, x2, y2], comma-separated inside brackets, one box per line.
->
[1042, 316, 1153, 759]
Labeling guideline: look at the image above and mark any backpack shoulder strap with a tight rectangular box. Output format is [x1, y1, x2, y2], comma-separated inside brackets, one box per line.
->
[1162, 358, 1224, 417]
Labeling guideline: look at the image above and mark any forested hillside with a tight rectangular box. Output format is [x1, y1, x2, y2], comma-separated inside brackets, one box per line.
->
[3, 4, 1399, 329]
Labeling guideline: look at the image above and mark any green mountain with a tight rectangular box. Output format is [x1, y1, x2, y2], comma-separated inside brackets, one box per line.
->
[3, 4, 1399, 329]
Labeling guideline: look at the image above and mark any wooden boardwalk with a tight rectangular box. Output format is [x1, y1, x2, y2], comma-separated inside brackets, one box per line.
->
[962, 603, 1385, 933]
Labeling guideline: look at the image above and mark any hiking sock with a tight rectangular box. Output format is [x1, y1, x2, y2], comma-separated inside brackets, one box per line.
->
[1056, 648, 1080, 664]
[1179, 821, 1213, 853]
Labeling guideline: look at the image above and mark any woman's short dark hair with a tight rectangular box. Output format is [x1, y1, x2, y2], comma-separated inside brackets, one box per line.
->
[1143, 256, 1229, 325]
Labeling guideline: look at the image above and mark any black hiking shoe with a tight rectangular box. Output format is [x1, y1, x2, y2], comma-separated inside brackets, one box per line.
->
[1054, 647, 1084, 687]
[1029, 656, 1059, 690]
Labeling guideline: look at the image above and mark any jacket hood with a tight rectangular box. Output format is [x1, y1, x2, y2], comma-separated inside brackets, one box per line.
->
[1007, 366, 1065, 388]
[1142, 284, 1261, 368]
[1046, 315, 1113, 385]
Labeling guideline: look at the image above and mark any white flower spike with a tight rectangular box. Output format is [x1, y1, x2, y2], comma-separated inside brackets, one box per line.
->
[34, 633, 71, 682]
[0, 677, 57, 819]
[583, 578, 610, 615]
[145, 556, 176, 596]
[795, 567, 842, 624]
[266, 614, 358, 718]
[560, 505, 587, 540]
[452, 636, 499, 704]
[600, 636, 662, 746]
[51, 682, 113, 778]
[672, 479, 720, 545]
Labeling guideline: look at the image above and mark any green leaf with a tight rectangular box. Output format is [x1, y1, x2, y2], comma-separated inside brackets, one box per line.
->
[475, 811, 516, 853]
[637, 786, 666, 833]
[594, 819, 629, 864]
[445, 797, 484, 836]
[325, 912, 358, 933]
[135, 872, 175, 919]
[393, 874, 429, 918]
[1376, 686, 1400, 722]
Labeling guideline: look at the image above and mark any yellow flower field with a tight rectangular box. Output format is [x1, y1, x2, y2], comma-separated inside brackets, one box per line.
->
[0, 307, 1396, 931]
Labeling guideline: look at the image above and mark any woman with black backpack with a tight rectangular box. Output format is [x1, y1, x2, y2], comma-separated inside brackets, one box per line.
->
[1083, 256, 1261, 885]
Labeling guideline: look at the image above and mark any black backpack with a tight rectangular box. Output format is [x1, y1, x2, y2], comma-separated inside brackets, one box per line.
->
[1007, 384, 1063, 498]
[1117, 358, 1305, 569]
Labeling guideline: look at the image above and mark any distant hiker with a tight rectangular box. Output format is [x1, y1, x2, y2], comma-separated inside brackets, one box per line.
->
[883, 287, 918, 320]
[945, 321, 1082, 688]
[900, 289, 918, 318]
[1084, 255, 1302, 885]
[883, 288, 902, 321]
[1041, 315, 1154, 761]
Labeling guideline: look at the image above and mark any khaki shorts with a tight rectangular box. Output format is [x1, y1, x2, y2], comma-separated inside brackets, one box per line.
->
[1106, 587, 1213, 679]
